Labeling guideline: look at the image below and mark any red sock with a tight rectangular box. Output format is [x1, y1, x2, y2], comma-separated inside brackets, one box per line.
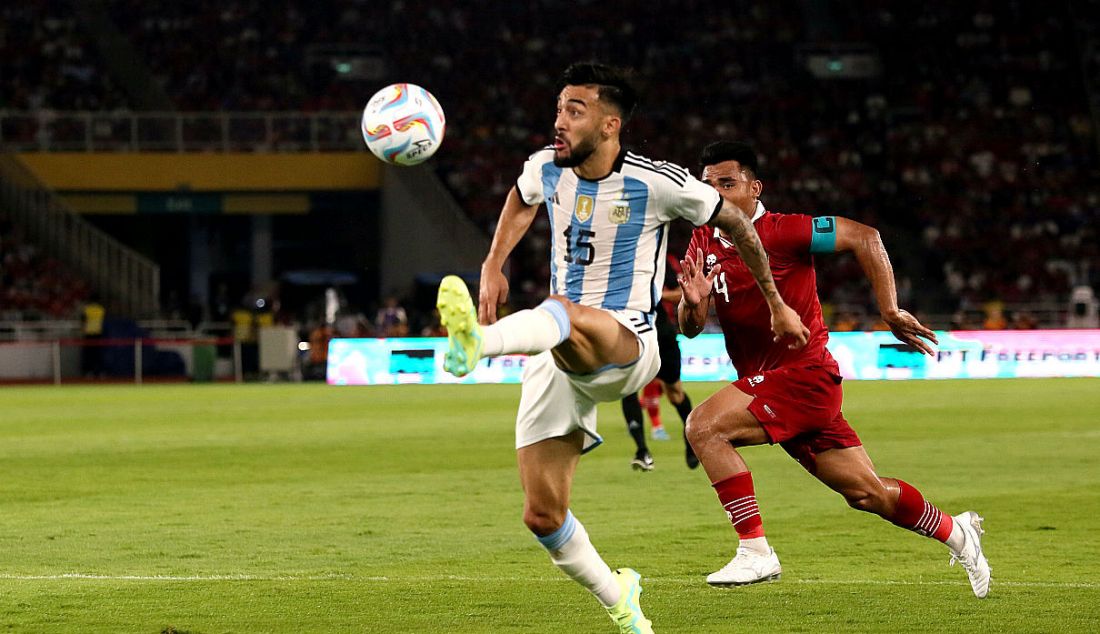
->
[890, 479, 953, 542]
[712, 472, 765, 539]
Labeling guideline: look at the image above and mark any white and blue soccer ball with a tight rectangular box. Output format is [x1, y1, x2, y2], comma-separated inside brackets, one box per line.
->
[361, 83, 446, 166]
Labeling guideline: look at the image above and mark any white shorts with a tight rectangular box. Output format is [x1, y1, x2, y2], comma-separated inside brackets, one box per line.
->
[515, 309, 661, 453]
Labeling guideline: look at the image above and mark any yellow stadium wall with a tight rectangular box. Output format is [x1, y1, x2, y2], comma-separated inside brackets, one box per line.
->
[17, 152, 381, 192]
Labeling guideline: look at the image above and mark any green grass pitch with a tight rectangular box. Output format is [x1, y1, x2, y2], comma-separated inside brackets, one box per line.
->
[0, 378, 1098, 633]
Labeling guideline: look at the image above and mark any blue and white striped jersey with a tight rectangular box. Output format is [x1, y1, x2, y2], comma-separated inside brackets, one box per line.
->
[516, 148, 722, 314]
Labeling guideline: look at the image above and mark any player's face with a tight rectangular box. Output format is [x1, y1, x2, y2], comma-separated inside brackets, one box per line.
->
[553, 84, 607, 167]
[702, 160, 760, 205]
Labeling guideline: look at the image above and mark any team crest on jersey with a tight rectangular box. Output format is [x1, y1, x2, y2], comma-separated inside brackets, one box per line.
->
[706, 253, 717, 269]
[574, 195, 594, 222]
[609, 200, 630, 224]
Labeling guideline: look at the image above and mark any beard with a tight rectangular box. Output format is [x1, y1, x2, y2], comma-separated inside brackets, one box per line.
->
[553, 134, 598, 168]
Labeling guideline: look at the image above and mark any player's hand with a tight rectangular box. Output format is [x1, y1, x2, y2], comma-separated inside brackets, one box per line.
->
[771, 303, 810, 349]
[883, 309, 938, 356]
[478, 267, 509, 325]
[678, 248, 719, 308]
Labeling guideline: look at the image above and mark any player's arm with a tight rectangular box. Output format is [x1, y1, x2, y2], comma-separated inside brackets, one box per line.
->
[677, 247, 715, 338]
[824, 216, 938, 355]
[709, 202, 809, 348]
[479, 186, 539, 324]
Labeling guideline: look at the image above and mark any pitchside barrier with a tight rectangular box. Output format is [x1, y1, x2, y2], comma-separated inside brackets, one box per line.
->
[0, 336, 239, 384]
[0, 324, 302, 385]
[325, 330, 1100, 385]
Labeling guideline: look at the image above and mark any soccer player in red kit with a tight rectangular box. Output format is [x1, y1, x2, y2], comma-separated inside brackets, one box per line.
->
[678, 141, 991, 598]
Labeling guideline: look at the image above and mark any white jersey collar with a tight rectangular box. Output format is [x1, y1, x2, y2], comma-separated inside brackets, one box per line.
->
[713, 200, 767, 239]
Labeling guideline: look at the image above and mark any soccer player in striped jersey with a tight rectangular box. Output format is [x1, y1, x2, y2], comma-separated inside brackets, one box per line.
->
[436, 64, 808, 633]
[678, 141, 990, 598]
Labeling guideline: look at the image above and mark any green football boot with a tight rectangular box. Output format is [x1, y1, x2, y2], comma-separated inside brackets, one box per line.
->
[436, 275, 483, 377]
[606, 568, 654, 634]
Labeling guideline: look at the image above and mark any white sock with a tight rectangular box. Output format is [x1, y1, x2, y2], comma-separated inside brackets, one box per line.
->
[482, 299, 570, 357]
[537, 511, 621, 608]
[945, 517, 965, 553]
[740, 535, 771, 555]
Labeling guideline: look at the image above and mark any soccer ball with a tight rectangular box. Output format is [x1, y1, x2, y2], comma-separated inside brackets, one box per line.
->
[360, 83, 446, 166]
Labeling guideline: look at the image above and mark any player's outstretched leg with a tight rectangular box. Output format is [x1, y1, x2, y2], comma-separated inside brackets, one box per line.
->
[436, 275, 484, 376]
[436, 276, 571, 377]
[813, 447, 991, 598]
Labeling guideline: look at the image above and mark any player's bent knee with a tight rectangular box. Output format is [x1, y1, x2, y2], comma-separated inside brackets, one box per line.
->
[523, 506, 568, 537]
[843, 489, 886, 514]
[684, 408, 711, 448]
[545, 294, 575, 315]
[687, 399, 760, 449]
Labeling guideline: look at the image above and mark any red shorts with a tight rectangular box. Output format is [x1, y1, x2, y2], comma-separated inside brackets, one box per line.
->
[732, 365, 862, 474]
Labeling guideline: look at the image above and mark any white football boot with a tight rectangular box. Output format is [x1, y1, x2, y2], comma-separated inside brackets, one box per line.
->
[948, 511, 991, 598]
[706, 546, 782, 586]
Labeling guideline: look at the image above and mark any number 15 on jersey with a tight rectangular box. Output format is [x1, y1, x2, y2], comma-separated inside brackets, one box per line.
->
[564, 226, 596, 266]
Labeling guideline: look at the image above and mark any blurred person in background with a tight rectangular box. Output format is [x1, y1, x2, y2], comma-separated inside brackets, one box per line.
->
[375, 295, 409, 337]
[620, 254, 700, 472]
[305, 322, 333, 381]
[982, 302, 1008, 330]
[80, 294, 105, 378]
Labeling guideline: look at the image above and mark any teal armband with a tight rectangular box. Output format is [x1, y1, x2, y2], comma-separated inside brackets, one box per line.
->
[809, 216, 838, 253]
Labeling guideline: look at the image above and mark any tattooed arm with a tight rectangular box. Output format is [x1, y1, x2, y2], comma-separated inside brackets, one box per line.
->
[708, 200, 809, 348]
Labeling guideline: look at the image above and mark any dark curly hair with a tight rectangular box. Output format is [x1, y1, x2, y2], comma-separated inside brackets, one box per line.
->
[558, 62, 639, 122]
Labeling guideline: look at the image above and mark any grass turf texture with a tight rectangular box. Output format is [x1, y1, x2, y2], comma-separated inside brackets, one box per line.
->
[0, 379, 1097, 633]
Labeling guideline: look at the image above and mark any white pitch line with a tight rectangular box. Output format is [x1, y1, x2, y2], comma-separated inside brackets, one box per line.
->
[0, 573, 354, 581]
[0, 573, 1097, 589]
[789, 578, 1100, 589]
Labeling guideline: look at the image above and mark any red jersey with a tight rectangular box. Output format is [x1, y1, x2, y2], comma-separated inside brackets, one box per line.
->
[687, 211, 839, 376]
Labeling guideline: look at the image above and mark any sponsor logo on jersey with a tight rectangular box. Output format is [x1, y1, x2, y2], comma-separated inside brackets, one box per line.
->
[762, 404, 777, 418]
[609, 199, 630, 224]
[748, 374, 765, 387]
[575, 195, 594, 222]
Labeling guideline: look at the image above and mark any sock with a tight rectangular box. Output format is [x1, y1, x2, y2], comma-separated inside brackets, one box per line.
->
[645, 402, 663, 431]
[739, 536, 770, 554]
[675, 394, 697, 464]
[712, 472, 768, 550]
[673, 393, 693, 423]
[641, 381, 663, 430]
[890, 479, 954, 543]
[481, 299, 570, 357]
[621, 393, 649, 455]
[536, 510, 621, 607]
[944, 517, 965, 553]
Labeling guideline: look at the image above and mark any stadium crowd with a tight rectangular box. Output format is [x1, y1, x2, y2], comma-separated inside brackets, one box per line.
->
[1, 1, 1096, 332]
[0, 213, 90, 319]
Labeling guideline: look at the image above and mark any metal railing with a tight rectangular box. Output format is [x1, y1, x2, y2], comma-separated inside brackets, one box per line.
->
[0, 153, 160, 316]
[0, 110, 363, 152]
